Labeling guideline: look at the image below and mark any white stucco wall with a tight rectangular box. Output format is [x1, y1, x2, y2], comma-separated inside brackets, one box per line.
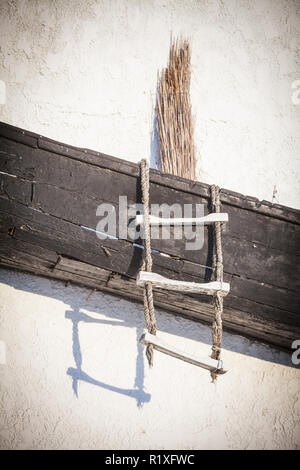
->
[0, 0, 299, 450]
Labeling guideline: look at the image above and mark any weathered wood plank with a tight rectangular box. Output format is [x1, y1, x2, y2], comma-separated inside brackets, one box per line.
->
[0, 172, 33, 204]
[37, 133, 300, 225]
[0, 120, 300, 352]
[0, 245, 298, 351]
[1, 119, 299, 224]
[1, 136, 299, 256]
[32, 145, 300, 226]
[0, 122, 38, 148]
[136, 271, 230, 296]
[1, 166, 299, 292]
[0, 201, 299, 324]
[140, 332, 227, 372]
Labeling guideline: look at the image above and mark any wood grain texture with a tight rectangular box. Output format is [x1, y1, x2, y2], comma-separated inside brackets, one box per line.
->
[0, 241, 298, 351]
[140, 332, 226, 372]
[1, 138, 299, 291]
[0, 120, 299, 351]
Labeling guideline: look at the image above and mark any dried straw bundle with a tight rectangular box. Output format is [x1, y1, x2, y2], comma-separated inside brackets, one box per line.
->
[156, 38, 196, 180]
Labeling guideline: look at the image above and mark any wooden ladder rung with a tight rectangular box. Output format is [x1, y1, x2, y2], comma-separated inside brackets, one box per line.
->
[135, 213, 228, 226]
[140, 332, 227, 373]
[136, 271, 230, 296]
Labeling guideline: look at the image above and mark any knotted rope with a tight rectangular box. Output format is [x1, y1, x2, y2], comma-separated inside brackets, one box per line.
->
[140, 159, 157, 367]
[210, 184, 224, 382]
[139, 161, 225, 375]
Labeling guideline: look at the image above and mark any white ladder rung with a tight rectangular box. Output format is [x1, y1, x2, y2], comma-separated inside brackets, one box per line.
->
[140, 332, 227, 373]
[136, 271, 230, 296]
[135, 213, 228, 226]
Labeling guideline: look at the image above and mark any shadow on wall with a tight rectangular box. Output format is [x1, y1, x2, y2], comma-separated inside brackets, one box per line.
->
[0, 268, 297, 409]
[65, 307, 151, 408]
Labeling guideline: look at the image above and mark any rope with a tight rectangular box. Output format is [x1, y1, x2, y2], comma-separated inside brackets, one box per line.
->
[139, 161, 225, 377]
[210, 184, 224, 382]
[140, 159, 157, 367]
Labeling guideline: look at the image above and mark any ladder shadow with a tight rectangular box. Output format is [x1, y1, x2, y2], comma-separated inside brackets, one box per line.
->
[0, 268, 296, 374]
[65, 308, 151, 408]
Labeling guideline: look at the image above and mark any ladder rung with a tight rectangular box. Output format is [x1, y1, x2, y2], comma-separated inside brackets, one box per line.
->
[140, 332, 227, 373]
[135, 213, 228, 226]
[136, 272, 230, 296]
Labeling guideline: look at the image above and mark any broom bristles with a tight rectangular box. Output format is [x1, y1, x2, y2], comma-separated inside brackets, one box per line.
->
[156, 37, 196, 180]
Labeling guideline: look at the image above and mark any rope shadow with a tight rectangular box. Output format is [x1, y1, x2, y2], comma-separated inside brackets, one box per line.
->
[0, 269, 296, 370]
[65, 308, 151, 408]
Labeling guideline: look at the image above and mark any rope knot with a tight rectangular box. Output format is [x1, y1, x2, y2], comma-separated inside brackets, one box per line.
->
[140, 159, 157, 368]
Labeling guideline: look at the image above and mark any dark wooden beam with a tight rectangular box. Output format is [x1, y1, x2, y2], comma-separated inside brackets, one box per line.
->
[0, 238, 298, 351]
[0, 120, 299, 352]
